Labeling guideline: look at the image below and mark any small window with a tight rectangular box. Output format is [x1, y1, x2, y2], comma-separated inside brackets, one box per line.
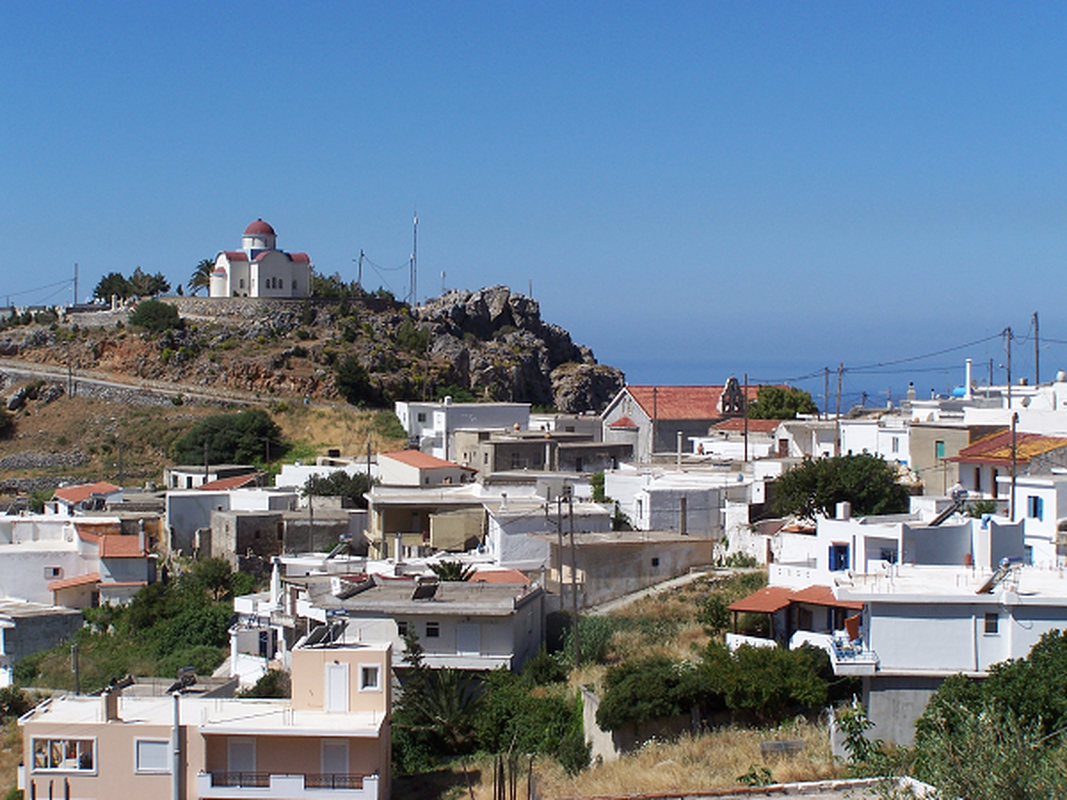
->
[44, 566, 62, 579]
[417, 413, 427, 423]
[239, 278, 245, 289]
[360, 665, 381, 691]
[935, 440, 946, 459]
[484, 453, 489, 465]
[1028, 496, 1044, 521]
[984, 612, 999, 635]
[651, 557, 659, 567]
[135, 739, 171, 773]
[292, 280, 297, 290]
[426, 621, 440, 638]
[397, 621, 408, 637]
[891, 437, 900, 454]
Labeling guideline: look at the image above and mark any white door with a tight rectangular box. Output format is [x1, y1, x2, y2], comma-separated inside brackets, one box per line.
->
[227, 738, 256, 775]
[325, 662, 350, 712]
[322, 739, 349, 776]
[457, 622, 480, 656]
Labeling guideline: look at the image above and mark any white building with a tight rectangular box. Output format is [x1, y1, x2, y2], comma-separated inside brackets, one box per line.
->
[209, 219, 312, 299]
[377, 450, 477, 488]
[484, 497, 612, 570]
[839, 416, 911, 465]
[394, 399, 530, 460]
[165, 488, 298, 556]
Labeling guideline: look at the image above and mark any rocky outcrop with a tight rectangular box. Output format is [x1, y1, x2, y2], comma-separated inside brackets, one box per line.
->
[6, 286, 625, 413]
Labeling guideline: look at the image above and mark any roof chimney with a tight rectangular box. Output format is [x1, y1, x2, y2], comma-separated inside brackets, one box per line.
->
[102, 688, 119, 722]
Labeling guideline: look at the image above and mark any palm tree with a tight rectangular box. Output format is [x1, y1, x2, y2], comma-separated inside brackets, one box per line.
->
[187, 258, 216, 296]
[429, 560, 475, 581]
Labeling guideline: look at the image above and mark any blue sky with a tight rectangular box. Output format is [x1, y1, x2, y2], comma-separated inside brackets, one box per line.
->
[2, 3, 1066, 407]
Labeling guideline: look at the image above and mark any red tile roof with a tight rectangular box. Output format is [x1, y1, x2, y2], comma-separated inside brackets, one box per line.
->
[710, 418, 782, 433]
[222, 250, 248, 261]
[790, 585, 863, 610]
[53, 482, 121, 505]
[608, 416, 639, 429]
[198, 473, 259, 491]
[948, 430, 1067, 466]
[48, 572, 100, 592]
[469, 569, 530, 585]
[728, 584, 862, 614]
[625, 385, 760, 421]
[380, 450, 476, 471]
[245, 219, 276, 236]
[289, 252, 311, 263]
[99, 535, 150, 558]
[727, 586, 795, 614]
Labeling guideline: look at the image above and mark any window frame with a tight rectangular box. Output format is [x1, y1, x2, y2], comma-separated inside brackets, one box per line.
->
[32, 737, 97, 774]
[359, 663, 382, 692]
[984, 612, 1000, 635]
[426, 621, 440, 638]
[134, 738, 171, 774]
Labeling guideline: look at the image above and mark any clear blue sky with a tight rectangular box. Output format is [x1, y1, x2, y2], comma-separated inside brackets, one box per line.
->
[3, 3, 1066, 407]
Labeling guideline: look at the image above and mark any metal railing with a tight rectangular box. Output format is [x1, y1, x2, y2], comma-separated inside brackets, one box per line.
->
[206, 771, 365, 790]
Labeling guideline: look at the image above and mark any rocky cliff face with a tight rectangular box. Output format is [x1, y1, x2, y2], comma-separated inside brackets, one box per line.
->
[5, 286, 625, 413]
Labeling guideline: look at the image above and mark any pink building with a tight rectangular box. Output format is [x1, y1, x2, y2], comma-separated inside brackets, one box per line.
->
[20, 641, 391, 800]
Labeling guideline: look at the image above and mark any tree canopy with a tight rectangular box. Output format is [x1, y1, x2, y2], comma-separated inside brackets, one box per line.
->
[188, 258, 216, 295]
[128, 298, 182, 332]
[93, 268, 170, 301]
[772, 453, 910, 521]
[746, 385, 819, 420]
[170, 409, 285, 465]
[302, 470, 375, 509]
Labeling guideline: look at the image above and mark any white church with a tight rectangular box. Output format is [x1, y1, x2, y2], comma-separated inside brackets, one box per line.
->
[209, 219, 313, 298]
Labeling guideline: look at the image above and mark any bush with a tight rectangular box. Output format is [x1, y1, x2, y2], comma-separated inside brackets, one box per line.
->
[238, 669, 291, 698]
[334, 355, 375, 406]
[596, 655, 710, 731]
[128, 299, 182, 333]
[303, 471, 376, 510]
[171, 409, 285, 464]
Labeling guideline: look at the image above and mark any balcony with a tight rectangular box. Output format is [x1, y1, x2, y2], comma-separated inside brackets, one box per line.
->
[197, 771, 379, 799]
[790, 631, 879, 676]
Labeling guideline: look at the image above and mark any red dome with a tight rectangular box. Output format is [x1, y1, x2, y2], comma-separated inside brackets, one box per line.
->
[244, 219, 276, 236]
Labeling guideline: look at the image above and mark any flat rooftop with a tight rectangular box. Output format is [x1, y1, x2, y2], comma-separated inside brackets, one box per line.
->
[835, 564, 1067, 604]
[21, 694, 386, 736]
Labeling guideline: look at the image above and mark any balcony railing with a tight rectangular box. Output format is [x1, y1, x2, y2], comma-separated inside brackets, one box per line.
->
[198, 771, 376, 798]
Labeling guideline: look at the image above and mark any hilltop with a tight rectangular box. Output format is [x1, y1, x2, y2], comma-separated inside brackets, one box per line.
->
[3, 285, 624, 412]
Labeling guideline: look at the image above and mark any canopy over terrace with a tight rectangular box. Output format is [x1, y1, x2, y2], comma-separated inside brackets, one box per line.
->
[728, 585, 863, 642]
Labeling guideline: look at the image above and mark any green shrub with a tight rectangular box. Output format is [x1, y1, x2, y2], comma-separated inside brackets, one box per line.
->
[128, 299, 182, 333]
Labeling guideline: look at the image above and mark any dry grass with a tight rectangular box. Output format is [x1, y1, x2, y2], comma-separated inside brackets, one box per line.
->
[419, 722, 842, 800]
[0, 719, 22, 797]
[272, 404, 407, 458]
[534, 723, 841, 799]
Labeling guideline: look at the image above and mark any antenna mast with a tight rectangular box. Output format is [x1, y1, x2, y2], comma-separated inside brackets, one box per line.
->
[410, 211, 418, 306]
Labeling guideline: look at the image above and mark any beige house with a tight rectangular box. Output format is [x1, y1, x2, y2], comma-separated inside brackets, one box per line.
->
[377, 450, 477, 487]
[20, 641, 391, 800]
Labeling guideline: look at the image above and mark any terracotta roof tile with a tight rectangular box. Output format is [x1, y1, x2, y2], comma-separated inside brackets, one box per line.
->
[728, 584, 863, 614]
[289, 252, 311, 263]
[625, 385, 760, 421]
[53, 482, 121, 505]
[222, 250, 248, 261]
[469, 569, 530, 584]
[710, 418, 782, 433]
[48, 572, 100, 592]
[380, 450, 476, 471]
[198, 473, 260, 491]
[98, 535, 150, 558]
[948, 430, 1067, 466]
[608, 416, 639, 429]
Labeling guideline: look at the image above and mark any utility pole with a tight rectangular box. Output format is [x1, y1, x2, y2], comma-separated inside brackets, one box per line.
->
[71, 643, 80, 695]
[743, 373, 749, 463]
[1005, 327, 1013, 410]
[834, 363, 843, 456]
[824, 368, 830, 420]
[1010, 412, 1019, 520]
[73, 262, 78, 307]
[568, 491, 579, 672]
[1034, 311, 1040, 386]
[410, 212, 418, 306]
[354, 251, 364, 290]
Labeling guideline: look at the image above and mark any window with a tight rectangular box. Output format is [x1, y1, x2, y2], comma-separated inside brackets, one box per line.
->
[829, 544, 850, 572]
[292, 280, 298, 290]
[360, 664, 381, 691]
[484, 453, 489, 465]
[426, 621, 440, 638]
[511, 453, 521, 470]
[984, 612, 999, 635]
[239, 278, 245, 289]
[417, 412, 427, 423]
[135, 739, 170, 773]
[651, 557, 660, 567]
[891, 437, 900, 454]
[397, 621, 408, 637]
[1028, 495, 1044, 521]
[575, 458, 583, 472]
[33, 738, 95, 772]
[935, 440, 946, 459]
[44, 566, 62, 579]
